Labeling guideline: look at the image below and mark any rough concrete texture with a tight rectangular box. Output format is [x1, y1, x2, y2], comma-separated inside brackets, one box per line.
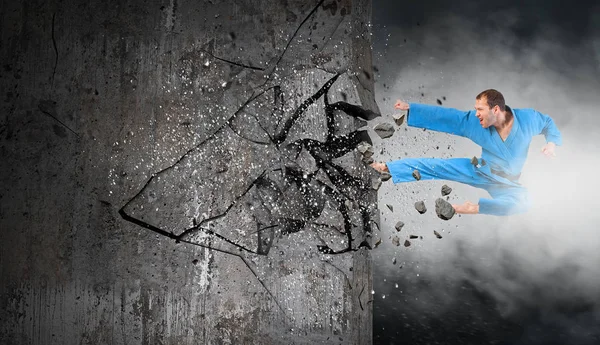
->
[392, 113, 405, 126]
[0, 0, 379, 344]
[415, 201, 427, 214]
[441, 184, 452, 196]
[373, 122, 394, 139]
[394, 221, 404, 232]
[435, 198, 455, 220]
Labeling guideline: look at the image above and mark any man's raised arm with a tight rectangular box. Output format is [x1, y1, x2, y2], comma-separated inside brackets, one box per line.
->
[394, 99, 475, 138]
[532, 110, 562, 158]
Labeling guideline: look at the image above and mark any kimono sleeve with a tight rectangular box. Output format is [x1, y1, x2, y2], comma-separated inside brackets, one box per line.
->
[407, 103, 476, 138]
[531, 110, 563, 146]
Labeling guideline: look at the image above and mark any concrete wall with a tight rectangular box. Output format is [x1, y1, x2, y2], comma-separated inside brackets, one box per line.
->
[0, 0, 380, 344]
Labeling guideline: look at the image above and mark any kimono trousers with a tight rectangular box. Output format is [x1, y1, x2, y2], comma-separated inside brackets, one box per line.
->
[386, 103, 562, 216]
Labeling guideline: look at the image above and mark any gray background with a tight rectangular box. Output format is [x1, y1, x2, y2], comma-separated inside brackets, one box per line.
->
[370, 0, 600, 344]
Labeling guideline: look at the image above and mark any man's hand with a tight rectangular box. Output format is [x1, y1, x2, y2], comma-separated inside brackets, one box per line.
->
[370, 161, 389, 173]
[394, 99, 410, 111]
[541, 142, 556, 158]
[452, 201, 479, 214]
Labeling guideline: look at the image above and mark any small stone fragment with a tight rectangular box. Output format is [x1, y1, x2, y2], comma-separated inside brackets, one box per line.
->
[374, 238, 382, 248]
[395, 221, 404, 232]
[435, 198, 455, 220]
[357, 142, 374, 157]
[404, 240, 411, 247]
[392, 236, 400, 246]
[372, 177, 382, 190]
[374, 122, 395, 139]
[434, 230, 442, 239]
[412, 170, 421, 180]
[380, 172, 392, 181]
[409, 235, 418, 239]
[392, 257, 397, 265]
[362, 156, 374, 164]
[393, 114, 405, 126]
[441, 184, 452, 196]
[386, 204, 393, 212]
[436, 99, 442, 105]
[471, 156, 478, 166]
[192, 259, 199, 265]
[414, 201, 427, 214]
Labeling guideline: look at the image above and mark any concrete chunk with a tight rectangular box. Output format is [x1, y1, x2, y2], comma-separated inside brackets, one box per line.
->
[372, 177, 382, 190]
[441, 184, 452, 196]
[374, 122, 395, 139]
[374, 237, 382, 248]
[435, 198, 455, 220]
[393, 114, 405, 126]
[412, 170, 421, 181]
[380, 172, 392, 181]
[434, 230, 443, 239]
[357, 141, 374, 157]
[414, 201, 427, 214]
[392, 236, 400, 246]
[394, 221, 404, 232]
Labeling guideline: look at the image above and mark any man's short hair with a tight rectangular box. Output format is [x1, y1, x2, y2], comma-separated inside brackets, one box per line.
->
[476, 89, 505, 111]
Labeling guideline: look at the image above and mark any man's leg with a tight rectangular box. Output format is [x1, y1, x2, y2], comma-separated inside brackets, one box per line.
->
[371, 158, 531, 216]
[373, 158, 527, 215]
[380, 158, 482, 185]
[478, 185, 530, 216]
[373, 158, 490, 214]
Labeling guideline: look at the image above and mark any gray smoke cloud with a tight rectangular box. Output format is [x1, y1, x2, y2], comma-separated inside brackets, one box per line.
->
[371, 1, 600, 344]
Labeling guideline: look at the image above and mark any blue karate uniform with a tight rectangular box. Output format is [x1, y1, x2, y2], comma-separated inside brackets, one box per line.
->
[386, 103, 562, 216]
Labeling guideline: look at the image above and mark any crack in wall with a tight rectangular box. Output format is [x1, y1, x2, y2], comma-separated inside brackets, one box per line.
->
[119, 71, 379, 320]
[274, 73, 339, 145]
[0, 0, 377, 342]
[266, 0, 326, 80]
[37, 100, 80, 138]
[203, 49, 266, 71]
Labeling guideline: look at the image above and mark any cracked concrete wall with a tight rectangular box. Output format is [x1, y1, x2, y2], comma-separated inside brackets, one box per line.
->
[0, 0, 380, 344]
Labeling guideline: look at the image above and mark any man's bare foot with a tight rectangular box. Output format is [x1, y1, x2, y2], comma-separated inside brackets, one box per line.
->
[452, 201, 479, 214]
[370, 162, 389, 173]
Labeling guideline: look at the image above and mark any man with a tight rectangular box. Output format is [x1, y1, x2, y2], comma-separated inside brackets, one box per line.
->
[370, 89, 562, 216]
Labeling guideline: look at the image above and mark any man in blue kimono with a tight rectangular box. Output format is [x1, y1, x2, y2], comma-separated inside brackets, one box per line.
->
[370, 89, 562, 216]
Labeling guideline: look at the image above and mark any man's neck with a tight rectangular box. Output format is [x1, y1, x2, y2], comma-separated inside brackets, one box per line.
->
[494, 108, 513, 131]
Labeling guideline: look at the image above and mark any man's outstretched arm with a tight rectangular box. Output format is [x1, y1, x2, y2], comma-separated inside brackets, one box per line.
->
[394, 99, 476, 139]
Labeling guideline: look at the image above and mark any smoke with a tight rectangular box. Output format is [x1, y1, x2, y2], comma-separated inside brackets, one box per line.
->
[372, 1, 600, 343]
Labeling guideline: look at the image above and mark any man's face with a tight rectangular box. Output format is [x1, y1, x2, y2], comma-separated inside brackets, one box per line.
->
[475, 97, 496, 128]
